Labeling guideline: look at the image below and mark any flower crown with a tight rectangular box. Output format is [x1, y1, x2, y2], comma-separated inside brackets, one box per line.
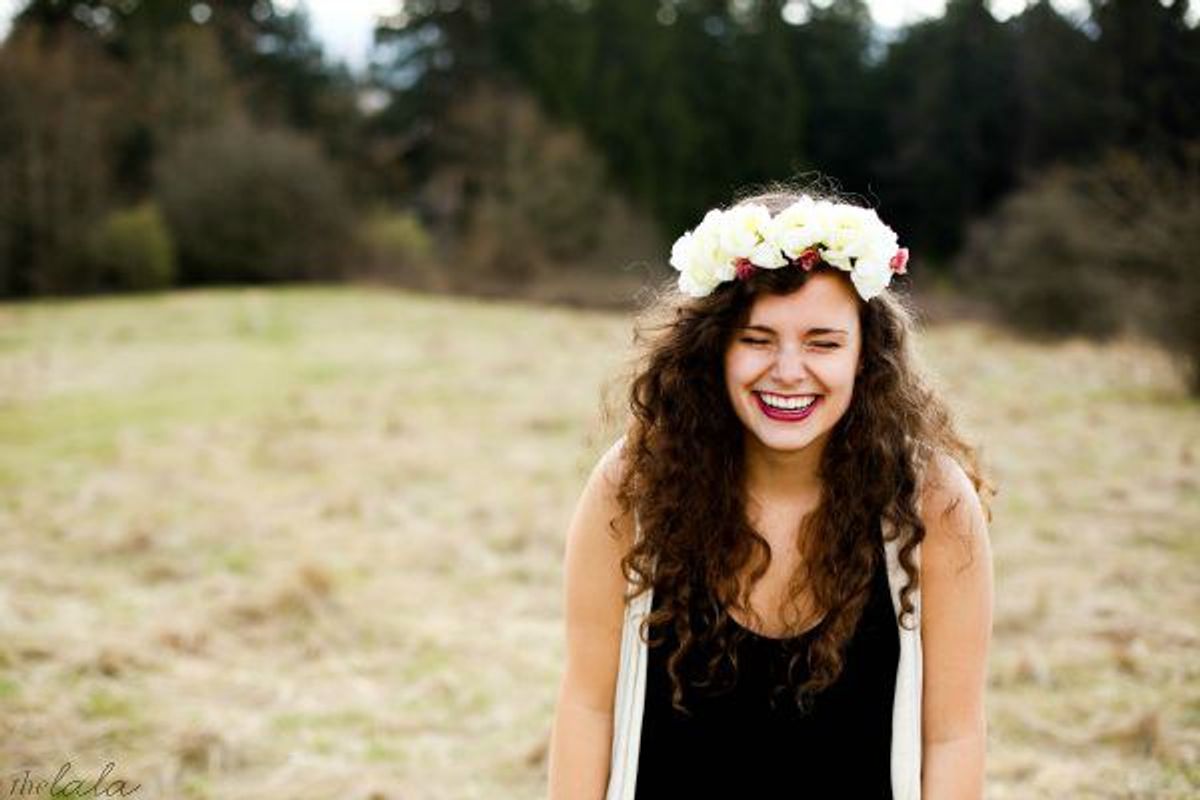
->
[669, 195, 910, 302]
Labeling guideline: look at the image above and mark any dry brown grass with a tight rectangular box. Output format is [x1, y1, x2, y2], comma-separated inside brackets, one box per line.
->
[0, 285, 1195, 798]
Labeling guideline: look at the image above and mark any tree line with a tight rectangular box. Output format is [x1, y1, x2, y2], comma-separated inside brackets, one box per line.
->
[0, 0, 1196, 386]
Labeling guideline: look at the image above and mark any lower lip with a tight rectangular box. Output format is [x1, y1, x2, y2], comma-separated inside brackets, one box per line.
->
[754, 393, 821, 422]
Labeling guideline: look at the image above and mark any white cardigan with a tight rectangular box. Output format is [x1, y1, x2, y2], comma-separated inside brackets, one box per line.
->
[604, 514, 923, 799]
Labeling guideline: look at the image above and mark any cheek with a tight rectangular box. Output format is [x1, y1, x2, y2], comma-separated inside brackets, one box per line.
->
[817, 355, 860, 391]
[724, 350, 759, 384]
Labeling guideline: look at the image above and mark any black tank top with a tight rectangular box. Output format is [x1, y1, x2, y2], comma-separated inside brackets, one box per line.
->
[634, 537, 899, 798]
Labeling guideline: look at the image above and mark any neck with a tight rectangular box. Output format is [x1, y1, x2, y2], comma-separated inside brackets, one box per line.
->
[742, 432, 828, 508]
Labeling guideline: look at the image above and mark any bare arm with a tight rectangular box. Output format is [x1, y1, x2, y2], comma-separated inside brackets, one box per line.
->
[920, 453, 995, 799]
[547, 438, 634, 799]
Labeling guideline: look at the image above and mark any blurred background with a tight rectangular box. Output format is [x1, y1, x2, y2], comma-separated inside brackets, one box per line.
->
[0, 1, 1196, 798]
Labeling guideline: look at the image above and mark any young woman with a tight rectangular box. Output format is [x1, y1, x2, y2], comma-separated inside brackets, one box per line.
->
[547, 187, 995, 799]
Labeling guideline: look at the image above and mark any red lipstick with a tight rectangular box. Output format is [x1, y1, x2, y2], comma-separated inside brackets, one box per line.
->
[754, 392, 821, 422]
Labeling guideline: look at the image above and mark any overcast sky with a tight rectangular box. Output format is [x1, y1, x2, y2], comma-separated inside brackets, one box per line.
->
[2, 0, 1191, 75]
[272, 0, 1096, 72]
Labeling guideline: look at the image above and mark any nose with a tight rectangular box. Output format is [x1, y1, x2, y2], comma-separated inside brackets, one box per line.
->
[771, 342, 810, 385]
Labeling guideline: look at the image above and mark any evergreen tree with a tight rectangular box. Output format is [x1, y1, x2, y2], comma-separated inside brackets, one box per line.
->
[1089, 0, 1200, 162]
[1009, 0, 1115, 172]
[876, 0, 1022, 259]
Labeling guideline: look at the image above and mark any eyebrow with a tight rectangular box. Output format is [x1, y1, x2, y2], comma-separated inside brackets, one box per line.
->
[742, 324, 849, 336]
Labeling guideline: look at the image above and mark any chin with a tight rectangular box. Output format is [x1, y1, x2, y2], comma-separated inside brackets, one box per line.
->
[759, 432, 821, 451]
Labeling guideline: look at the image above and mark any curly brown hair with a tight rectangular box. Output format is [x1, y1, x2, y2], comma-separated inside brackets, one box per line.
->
[604, 186, 996, 717]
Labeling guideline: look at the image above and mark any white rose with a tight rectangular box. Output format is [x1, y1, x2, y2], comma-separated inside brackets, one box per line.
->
[719, 203, 773, 261]
[771, 196, 831, 260]
[749, 239, 788, 269]
[690, 211, 736, 282]
[669, 208, 735, 291]
[678, 267, 719, 298]
[855, 241, 896, 277]
[817, 204, 872, 270]
[861, 223, 900, 262]
[669, 230, 696, 274]
[850, 260, 893, 300]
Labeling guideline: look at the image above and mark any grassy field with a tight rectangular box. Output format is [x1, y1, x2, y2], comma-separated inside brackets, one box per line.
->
[0, 285, 1196, 799]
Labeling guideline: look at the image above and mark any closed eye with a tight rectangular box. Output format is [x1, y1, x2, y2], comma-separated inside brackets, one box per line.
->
[740, 338, 840, 348]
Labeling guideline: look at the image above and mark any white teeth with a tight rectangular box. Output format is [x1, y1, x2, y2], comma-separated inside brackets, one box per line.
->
[759, 393, 817, 410]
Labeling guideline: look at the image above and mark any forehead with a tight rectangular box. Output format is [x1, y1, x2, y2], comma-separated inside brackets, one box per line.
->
[745, 274, 860, 332]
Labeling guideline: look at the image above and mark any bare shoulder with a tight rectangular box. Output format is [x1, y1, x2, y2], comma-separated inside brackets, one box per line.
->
[918, 451, 994, 752]
[587, 434, 635, 543]
[918, 450, 991, 578]
[557, 435, 636, 713]
[595, 434, 631, 503]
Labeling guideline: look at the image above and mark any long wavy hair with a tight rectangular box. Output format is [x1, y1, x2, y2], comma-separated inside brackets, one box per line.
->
[607, 186, 996, 716]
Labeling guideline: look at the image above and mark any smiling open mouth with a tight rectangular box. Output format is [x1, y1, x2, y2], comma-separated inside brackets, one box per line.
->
[754, 392, 821, 421]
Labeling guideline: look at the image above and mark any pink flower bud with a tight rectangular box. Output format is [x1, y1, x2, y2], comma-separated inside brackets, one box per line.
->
[890, 247, 909, 274]
[734, 257, 756, 280]
[797, 248, 821, 271]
